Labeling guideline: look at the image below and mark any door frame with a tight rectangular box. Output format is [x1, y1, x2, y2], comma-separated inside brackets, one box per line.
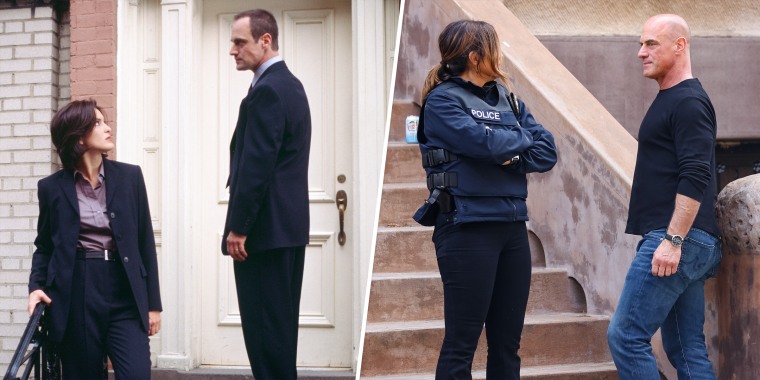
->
[116, 0, 393, 371]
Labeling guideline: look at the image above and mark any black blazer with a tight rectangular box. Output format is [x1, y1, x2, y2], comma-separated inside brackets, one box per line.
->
[29, 159, 162, 342]
[222, 61, 311, 253]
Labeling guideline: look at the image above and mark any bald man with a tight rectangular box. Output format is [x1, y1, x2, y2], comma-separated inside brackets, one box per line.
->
[607, 14, 721, 379]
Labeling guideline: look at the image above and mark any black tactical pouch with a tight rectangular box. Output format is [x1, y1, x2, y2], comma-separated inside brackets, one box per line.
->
[413, 188, 442, 226]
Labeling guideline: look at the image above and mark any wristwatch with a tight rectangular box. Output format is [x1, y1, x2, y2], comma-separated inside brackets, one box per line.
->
[664, 233, 684, 247]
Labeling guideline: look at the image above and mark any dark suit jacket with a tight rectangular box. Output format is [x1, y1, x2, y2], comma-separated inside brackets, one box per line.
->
[28, 159, 162, 342]
[222, 61, 311, 253]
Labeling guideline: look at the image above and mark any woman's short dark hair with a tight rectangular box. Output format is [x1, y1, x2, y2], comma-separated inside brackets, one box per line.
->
[50, 99, 105, 170]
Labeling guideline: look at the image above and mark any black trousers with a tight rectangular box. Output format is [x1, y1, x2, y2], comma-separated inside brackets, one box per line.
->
[59, 256, 150, 380]
[432, 214, 532, 380]
[234, 246, 306, 380]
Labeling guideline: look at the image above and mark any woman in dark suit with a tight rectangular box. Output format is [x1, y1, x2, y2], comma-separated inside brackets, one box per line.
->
[27, 99, 162, 379]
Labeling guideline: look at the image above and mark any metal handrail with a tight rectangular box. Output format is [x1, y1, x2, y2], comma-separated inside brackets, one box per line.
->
[3, 303, 60, 380]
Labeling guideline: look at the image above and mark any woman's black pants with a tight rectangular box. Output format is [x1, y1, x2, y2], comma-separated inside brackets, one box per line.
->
[432, 216, 532, 380]
[59, 255, 150, 380]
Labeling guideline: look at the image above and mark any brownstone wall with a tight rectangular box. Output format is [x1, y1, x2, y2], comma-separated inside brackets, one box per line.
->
[540, 36, 760, 140]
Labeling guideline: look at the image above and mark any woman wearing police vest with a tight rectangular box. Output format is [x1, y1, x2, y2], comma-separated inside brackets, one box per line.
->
[414, 20, 557, 380]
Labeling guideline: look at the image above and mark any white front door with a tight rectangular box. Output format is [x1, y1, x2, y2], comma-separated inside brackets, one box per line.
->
[198, 0, 354, 368]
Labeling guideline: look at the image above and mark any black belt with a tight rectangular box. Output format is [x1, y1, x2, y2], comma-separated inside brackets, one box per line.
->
[76, 250, 117, 261]
[422, 149, 458, 168]
[427, 172, 458, 190]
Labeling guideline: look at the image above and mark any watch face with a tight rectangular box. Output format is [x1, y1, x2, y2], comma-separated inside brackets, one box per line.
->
[671, 235, 684, 247]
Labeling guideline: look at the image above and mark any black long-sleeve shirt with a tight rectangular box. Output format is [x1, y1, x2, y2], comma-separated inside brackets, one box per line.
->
[626, 78, 719, 237]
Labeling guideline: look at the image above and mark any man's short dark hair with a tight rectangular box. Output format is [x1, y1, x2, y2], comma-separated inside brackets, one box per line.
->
[50, 99, 105, 170]
[234, 9, 279, 51]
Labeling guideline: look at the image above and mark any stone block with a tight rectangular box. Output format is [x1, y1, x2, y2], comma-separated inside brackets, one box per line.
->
[0, 8, 31, 22]
[12, 230, 36, 244]
[33, 6, 53, 19]
[1, 177, 21, 190]
[2, 99, 22, 111]
[15, 45, 54, 59]
[13, 71, 54, 84]
[0, 164, 31, 177]
[11, 204, 37, 218]
[1, 259, 20, 271]
[715, 174, 760, 379]
[33, 32, 54, 45]
[0, 110, 31, 124]
[716, 174, 760, 256]
[3, 22, 22, 33]
[33, 58, 54, 71]
[32, 110, 55, 124]
[24, 19, 55, 33]
[22, 97, 54, 111]
[0, 59, 32, 73]
[0, 33, 32, 47]
[0, 190, 30, 204]
[32, 84, 53, 97]
[13, 124, 48, 137]
[0, 137, 31, 151]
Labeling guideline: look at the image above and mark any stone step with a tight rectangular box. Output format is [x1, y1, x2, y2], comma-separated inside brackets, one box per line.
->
[379, 182, 429, 228]
[361, 362, 618, 379]
[367, 268, 585, 323]
[389, 101, 421, 143]
[374, 226, 437, 274]
[147, 367, 353, 379]
[517, 362, 618, 380]
[384, 142, 425, 184]
[374, 226, 549, 275]
[360, 314, 611, 377]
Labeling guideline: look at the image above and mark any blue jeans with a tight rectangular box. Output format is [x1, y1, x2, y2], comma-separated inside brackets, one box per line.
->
[607, 228, 722, 380]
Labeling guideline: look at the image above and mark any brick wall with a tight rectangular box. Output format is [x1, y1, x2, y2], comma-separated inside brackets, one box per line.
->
[70, 0, 117, 133]
[0, 5, 69, 367]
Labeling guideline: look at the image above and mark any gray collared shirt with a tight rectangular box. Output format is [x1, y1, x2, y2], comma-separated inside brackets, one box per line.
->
[74, 164, 115, 252]
[251, 55, 283, 88]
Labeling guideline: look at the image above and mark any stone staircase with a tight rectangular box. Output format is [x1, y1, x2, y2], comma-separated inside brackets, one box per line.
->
[359, 102, 618, 379]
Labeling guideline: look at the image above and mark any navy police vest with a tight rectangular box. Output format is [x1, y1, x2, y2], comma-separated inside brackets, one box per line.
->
[419, 81, 528, 199]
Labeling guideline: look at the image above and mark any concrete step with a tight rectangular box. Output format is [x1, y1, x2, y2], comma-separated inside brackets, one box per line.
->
[360, 314, 611, 377]
[374, 226, 549, 275]
[379, 182, 429, 227]
[146, 367, 353, 379]
[367, 272, 442, 323]
[361, 362, 618, 379]
[367, 268, 586, 323]
[389, 101, 421, 143]
[374, 226, 437, 274]
[517, 362, 618, 380]
[384, 142, 425, 184]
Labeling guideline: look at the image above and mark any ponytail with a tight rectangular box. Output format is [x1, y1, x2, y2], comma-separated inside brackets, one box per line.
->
[421, 64, 443, 102]
[420, 55, 469, 102]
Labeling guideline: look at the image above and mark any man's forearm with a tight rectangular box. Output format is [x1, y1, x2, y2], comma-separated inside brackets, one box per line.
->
[667, 193, 701, 236]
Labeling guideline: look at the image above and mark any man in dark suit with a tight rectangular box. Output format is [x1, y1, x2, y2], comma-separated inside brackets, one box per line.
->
[222, 9, 311, 380]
